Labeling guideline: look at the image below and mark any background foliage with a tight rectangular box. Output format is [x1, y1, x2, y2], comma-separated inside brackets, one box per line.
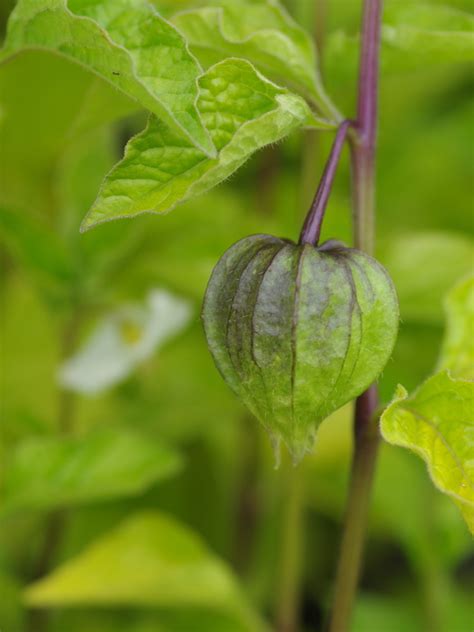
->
[0, 0, 473, 631]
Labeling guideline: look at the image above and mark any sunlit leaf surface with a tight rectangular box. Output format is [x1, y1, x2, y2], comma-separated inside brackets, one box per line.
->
[172, 0, 339, 120]
[82, 58, 329, 230]
[1, 0, 214, 154]
[25, 512, 267, 631]
[381, 371, 474, 533]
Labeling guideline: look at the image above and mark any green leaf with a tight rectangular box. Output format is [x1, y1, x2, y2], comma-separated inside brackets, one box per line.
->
[0, 571, 24, 632]
[381, 371, 474, 533]
[1, 429, 182, 515]
[0, 206, 75, 288]
[1, 0, 214, 155]
[171, 0, 340, 121]
[51, 608, 259, 632]
[383, 3, 474, 64]
[438, 275, 474, 379]
[0, 50, 135, 216]
[382, 232, 474, 325]
[353, 594, 420, 632]
[81, 58, 328, 231]
[24, 511, 267, 632]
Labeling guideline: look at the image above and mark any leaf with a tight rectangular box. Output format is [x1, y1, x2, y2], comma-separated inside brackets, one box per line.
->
[51, 608, 259, 632]
[382, 232, 474, 325]
[24, 511, 266, 632]
[383, 3, 474, 64]
[0, 50, 136, 217]
[171, 0, 340, 120]
[0, 571, 24, 632]
[380, 371, 474, 533]
[438, 275, 474, 379]
[1, 0, 214, 155]
[1, 429, 182, 515]
[81, 58, 330, 230]
[0, 206, 75, 288]
[353, 594, 420, 632]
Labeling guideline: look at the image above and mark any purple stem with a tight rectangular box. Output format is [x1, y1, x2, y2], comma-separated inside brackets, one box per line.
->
[356, 0, 382, 147]
[328, 1, 383, 630]
[351, 0, 382, 254]
[299, 120, 351, 246]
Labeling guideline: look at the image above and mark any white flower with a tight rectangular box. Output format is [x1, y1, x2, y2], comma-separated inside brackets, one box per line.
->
[58, 289, 192, 395]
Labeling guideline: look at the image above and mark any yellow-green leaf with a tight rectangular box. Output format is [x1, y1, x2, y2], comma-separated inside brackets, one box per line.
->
[1, 0, 214, 154]
[438, 275, 474, 379]
[172, 0, 340, 121]
[381, 371, 474, 533]
[24, 511, 267, 631]
[81, 58, 329, 231]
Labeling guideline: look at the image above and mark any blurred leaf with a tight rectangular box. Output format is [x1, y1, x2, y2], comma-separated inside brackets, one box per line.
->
[24, 511, 267, 631]
[2, 0, 214, 154]
[0, 51, 135, 164]
[382, 232, 474, 324]
[438, 274, 474, 379]
[379, 321, 442, 403]
[82, 58, 328, 231]
[326, 3, 474, 80]
[2, 429, 182, 515]
[52, 607, 260, 632]
[353, 580, 474, 632]
[0, 571, 24, 632]
[0, 50, 135, 216]
[371, 445, 472, 570]
[383, 3, 474, 64]
[1, 279, 59, 440]
[0, 206, 75, 289]
[352, 593, 420, 632]
[381, 371, 474, 533]
[172, 0, 340, 120]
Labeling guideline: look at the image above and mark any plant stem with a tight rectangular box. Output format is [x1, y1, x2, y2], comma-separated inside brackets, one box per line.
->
[328, 0, 383, 630]
[299, 120, 351, 246]
[276, 461, 304, 632]
[328, 387, 380, 632]
[27, 312, 81, 632]
[351, 0, 382, 256]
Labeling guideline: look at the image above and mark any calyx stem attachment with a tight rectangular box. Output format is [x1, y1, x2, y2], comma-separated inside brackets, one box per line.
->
[299, 120, 352, 247]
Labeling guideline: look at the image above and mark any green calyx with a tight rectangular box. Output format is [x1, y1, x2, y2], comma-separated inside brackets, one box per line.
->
[202, 234, 399, 463]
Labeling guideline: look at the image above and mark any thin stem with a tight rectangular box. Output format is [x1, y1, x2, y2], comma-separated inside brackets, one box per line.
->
[27, 312, 81, 632]
[350, 143, 375, 255]
[329, 388, 380, 632]
[299, 120, 351, 246]
[276, 462, 304, 632]
[351, 0, 382, 255]
[328, 0, 383, 630]
[233, 415, 261, 574]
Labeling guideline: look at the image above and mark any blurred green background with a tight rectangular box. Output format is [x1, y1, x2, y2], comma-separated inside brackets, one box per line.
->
[0, 1, 473, 631]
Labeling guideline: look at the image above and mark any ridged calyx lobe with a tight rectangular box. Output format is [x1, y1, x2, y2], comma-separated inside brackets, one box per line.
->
[202, 234, 399, 462]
